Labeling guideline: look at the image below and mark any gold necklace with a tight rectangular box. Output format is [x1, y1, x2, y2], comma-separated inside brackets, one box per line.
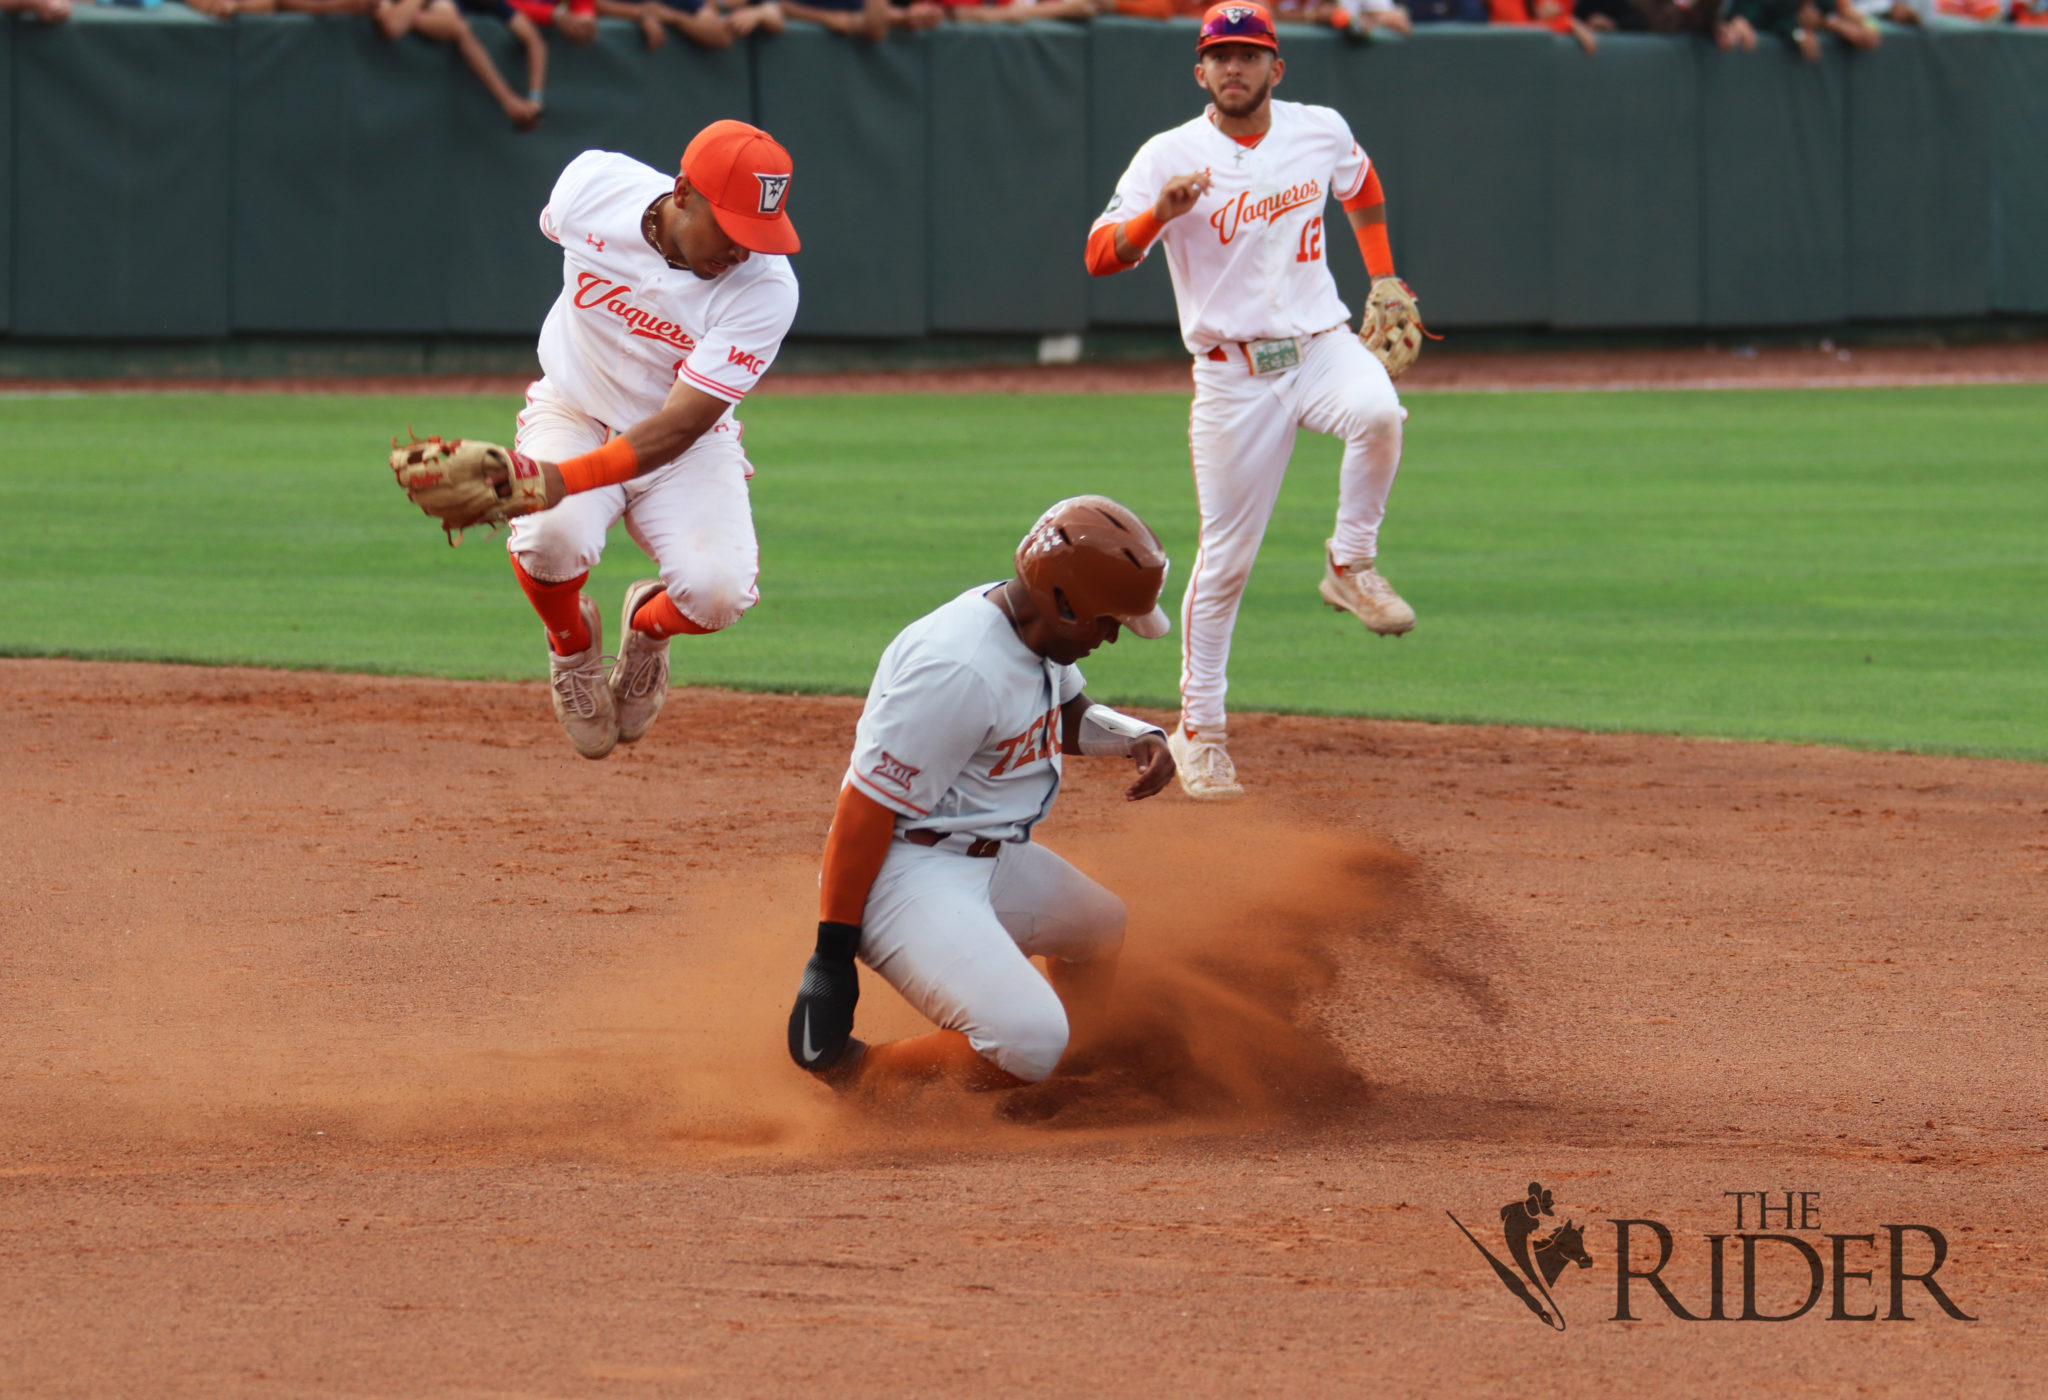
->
[643, 197, 684, 270]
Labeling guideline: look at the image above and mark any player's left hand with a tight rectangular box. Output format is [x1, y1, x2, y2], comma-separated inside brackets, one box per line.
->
[1125, 733, 1175, 802]
[389, 434, 550, 546]
[788, 921, 862, 1073]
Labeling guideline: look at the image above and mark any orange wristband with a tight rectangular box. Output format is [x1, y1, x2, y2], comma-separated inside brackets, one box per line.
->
[1122, 208, 1165, 254]
[556, 435, 640, 496]
[1357, 221, 1395, 281]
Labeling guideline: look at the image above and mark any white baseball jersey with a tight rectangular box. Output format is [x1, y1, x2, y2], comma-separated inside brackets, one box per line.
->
[536, 151, 799, 434]
[847, 585, 1086, 844]
[1093, 100, 1371, 354]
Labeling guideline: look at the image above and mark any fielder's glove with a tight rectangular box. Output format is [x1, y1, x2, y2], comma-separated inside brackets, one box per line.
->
[787, 921, 861, 1074]
[389, 434, 549, 545]
[1359, 278, 1436, 380]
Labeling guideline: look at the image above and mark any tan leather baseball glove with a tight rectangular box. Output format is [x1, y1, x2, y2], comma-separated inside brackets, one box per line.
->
[389, 435, 549, 545]
[1360, 278, 1434, 380]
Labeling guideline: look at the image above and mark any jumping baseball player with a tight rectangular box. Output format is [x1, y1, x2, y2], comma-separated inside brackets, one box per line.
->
[390, 119, 800, 759]
[784, 497, 1176, 1097]
[1085, 1, 1429, 801]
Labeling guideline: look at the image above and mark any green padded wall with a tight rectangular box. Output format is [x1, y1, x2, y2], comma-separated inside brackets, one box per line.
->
[13, 8, 233, 338]
[1699, 44, 1848, 328]
[756, 27, 927, 337]
[0, 16, 12, 332]
[1084, 18, 1194, 329]
[1550, 35, 1701, 329]
[442, 23, 753, 334]
[1846, 25, 1992, 320]
[233, 17, 457, 333]
[926, 25, 1090, 333]
[1337, 27, 1557, 329]
[1992, 30, 2048, 314]
[6, 18, 2048, 342]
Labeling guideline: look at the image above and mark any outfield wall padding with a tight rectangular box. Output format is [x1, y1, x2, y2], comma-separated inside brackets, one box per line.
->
[1549, 36, 1702, 329]
[1991, 31, 2048, 314]
[5, 12, 2045, 344]
[0, 16, 12, 333]
[756, 28, 929, 337]
[926, 26, 1090, 333]
[14, 8, 234, 339]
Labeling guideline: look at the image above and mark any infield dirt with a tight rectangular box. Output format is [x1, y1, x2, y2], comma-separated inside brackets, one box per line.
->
[3, 659, 2042, 1397]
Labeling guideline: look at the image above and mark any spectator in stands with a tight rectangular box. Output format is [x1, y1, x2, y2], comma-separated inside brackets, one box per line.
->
[375, 0, 546, 129]
[598, 0, 770, 49]
[781, 0, 889, 36]
[947, 0, 1114, 23]
[1718, 0, 1819, 56]
[715, 0, 787, 34]
[1268, 0, 1413, 37]
[1488, 0, 1600, 52]
[0, 0, 72, 21]
[2015, 0, 2048, 22]
[1407, 0, 1487, 22]
[1821, 0, 1882, 42]
[1930, 0, 2006, 16]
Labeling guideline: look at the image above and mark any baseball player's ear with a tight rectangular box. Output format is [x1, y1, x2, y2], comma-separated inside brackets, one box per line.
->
[1270, 57, 1284, 87]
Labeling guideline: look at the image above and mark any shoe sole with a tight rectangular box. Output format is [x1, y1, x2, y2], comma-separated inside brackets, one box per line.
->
[1319, 576, 1415, 637]
[612, 581, 671, 745]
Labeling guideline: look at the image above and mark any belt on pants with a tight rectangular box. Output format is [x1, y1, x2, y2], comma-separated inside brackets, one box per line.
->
[902, 829, 1005, 858]
[1201, 323, 1348, 375]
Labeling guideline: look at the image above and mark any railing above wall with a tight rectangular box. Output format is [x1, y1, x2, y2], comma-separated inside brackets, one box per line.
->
[5, 11, 2045, 343]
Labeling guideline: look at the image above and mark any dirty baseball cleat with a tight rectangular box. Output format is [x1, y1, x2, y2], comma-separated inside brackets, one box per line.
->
[1319, 540, 1416, 636]
[610, 578, 672, 745]
[548, 594, 618, 760]
[1168, 724, 1243, 801]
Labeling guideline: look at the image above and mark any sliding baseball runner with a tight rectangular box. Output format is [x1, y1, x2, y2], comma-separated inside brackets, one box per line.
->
[1085, 1, 1430, 800]
[389, 119, 799, 760]
[785, 497, 1176, 1096]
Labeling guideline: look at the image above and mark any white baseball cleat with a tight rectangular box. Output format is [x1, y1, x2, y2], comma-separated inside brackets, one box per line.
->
[1319, 540, 1416, 636]
[548, 594, 618, 760]
[1168, 725, 1244, 801]
[610, 578, 672, 745]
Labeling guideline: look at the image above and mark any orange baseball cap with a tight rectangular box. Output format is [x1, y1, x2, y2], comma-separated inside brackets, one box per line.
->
[681, 120, 800, 256]
[1197, 0, 1280, 51]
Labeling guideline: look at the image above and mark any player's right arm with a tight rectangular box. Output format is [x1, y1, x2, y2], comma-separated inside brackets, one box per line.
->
[1084, 145, 1213, 277]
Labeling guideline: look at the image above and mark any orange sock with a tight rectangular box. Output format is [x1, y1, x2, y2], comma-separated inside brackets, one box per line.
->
[511, 555, 590, 655]
[859, 1030, 1028, 1092]
[631, 589, 716, 639]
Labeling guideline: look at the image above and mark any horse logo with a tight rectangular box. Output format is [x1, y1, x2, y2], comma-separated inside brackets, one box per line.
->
[1449, 1181, 1595, 1330]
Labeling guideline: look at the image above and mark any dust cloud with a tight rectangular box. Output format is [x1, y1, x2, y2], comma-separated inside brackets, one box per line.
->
[20, 806, 1406, 1162]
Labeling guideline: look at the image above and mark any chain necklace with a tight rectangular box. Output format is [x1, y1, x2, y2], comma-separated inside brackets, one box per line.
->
[642, 197, 685, 271]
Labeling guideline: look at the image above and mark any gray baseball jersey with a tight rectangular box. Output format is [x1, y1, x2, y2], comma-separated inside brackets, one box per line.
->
[846, 584, 1086, 844]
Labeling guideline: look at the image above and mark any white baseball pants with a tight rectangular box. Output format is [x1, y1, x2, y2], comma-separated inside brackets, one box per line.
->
[506, 377, 761, 633]
[857, 839, 1126, 1083]
[1181, 329, 1406, 735]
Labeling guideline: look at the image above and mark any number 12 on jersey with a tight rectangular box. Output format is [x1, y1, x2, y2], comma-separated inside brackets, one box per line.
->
[1296, 216, 1323, 264]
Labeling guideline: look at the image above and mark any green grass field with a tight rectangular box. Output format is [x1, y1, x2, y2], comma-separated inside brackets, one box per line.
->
[2, 385, 2043, 759]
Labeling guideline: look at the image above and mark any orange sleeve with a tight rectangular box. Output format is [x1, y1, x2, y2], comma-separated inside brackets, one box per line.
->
[819, 783, 899, 925]
[1340, 166, 1384, 214]
[1084, 222, 1126, 278]
[1083, 208, 1166, 278]
[557, 435, 639, 496]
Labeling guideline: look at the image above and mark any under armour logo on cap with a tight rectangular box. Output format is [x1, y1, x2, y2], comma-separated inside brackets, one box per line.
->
[756, 173, 791, 216]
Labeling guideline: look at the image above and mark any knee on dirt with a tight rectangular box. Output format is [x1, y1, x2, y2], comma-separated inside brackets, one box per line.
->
[976, 980, 1070, 1084]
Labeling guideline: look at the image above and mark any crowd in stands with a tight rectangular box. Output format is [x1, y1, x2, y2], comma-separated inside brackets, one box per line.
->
[4, 0, 2042, 130]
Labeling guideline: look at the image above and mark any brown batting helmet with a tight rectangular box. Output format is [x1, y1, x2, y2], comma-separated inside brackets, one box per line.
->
[1014, 496, 1171, 640]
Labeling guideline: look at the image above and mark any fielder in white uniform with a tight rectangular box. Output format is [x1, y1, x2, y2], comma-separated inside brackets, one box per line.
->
[1086, 0, 1424, 801]
[501, 120, 801, 760]
[785, 497, 1178, 1096]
